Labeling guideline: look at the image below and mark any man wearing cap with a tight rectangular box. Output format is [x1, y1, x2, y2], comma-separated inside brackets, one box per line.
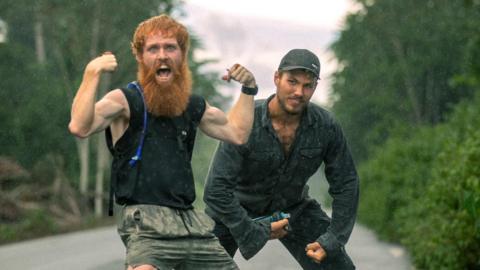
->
[203, 49, 358, 269]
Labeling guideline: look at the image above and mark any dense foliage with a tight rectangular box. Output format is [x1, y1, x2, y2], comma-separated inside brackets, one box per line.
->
[358, 93, 480, 269]
[333, 0, 480, 269]
[331, 0, 480, 162]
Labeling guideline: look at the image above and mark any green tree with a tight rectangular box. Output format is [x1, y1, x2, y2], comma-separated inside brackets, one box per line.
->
[400, 93, 480, 269]
[357, 127, 443, 240]
[358, 89, 480, 269]
[0, 0, 225, 217]
[330, 0, 479, 161]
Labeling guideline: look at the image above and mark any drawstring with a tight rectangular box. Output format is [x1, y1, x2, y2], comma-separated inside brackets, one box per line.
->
[176, 209, 193, 230]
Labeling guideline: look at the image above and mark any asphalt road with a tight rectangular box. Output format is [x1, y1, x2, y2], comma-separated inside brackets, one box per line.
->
[0, 222, 411, 270]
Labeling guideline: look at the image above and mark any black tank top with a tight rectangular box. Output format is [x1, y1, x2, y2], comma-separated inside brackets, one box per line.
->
[106, 87, 206, 209]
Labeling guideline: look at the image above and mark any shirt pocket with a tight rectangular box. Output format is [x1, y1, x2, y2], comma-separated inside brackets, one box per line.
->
[298, 147, 324, 174]
[246, 151, 278, 176]
[299, 147, 323, 159]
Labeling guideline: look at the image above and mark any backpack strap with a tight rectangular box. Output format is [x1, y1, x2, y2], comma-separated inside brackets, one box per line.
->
[107, 81, 146, 216]
[106, 90, 205, 215]
[171, 94, 206, 161]
[126, 81, 148, 167]
[105, 84, 145, 156]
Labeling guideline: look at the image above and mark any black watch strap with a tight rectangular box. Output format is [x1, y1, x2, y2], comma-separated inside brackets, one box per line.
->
[241, 85, 258, 95]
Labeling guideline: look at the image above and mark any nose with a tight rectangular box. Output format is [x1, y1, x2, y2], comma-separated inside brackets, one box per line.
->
[157, 48, 168, 61]
[292, 84, 304, 97]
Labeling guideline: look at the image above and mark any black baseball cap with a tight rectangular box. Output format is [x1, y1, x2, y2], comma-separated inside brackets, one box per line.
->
[278, 49, 321, 79]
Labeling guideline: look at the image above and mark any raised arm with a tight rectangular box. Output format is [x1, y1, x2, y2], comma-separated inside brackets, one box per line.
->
[199, 64, 256, 145]
[68, 53, 128, 138]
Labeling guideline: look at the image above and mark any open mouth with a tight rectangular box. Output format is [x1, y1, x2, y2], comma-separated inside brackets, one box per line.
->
[156, 66, 172, 78]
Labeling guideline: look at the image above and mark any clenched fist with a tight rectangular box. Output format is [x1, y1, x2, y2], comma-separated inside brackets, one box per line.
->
[85, 51, 118, 75]
[305, 241, 327, 263]
[222, 63, 256, 88]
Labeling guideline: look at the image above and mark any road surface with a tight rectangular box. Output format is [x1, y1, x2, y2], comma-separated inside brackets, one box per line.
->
[0, 222, 411, 269]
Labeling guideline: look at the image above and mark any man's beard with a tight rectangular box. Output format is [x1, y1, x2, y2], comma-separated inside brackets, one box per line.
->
[278, 95, 306, 116]
[138, 59, 192, 117]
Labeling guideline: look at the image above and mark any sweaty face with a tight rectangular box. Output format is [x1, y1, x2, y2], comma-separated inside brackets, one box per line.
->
[137, 32, 191, 117]
[140, 34, 182, 84]
[274, 70, 317, 115]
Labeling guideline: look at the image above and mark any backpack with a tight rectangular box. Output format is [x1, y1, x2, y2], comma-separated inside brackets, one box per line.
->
[105, 82, 193, 216]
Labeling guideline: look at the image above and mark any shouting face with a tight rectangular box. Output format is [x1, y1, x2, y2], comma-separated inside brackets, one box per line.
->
[137, 32, 191, 117]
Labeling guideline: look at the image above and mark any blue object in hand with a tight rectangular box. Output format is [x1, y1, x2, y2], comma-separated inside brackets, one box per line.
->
[253, 211, 291, 222]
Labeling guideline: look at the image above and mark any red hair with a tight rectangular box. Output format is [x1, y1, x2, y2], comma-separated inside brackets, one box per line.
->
[131, 14, 190, 59]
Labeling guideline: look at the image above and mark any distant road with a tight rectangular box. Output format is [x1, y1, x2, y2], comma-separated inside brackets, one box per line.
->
[0, 223, 411, 269]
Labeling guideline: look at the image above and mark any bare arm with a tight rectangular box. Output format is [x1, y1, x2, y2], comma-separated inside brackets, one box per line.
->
[68, 53, 128, 138]
[199, 64, 256, 145]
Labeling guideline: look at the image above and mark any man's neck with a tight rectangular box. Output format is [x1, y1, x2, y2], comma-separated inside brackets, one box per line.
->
[268, 97, 302, 126]
[267, 97, 302, 156]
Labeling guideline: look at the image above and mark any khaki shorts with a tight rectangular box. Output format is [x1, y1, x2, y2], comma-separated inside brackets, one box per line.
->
[117, 204, 238, 270]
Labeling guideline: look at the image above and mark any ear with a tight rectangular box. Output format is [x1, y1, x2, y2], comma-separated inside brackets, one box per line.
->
[274, 71, 280, 87]
[135, 53, 142, 63]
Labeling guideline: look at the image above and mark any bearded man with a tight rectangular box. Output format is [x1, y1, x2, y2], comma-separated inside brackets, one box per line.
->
[69, 14, 257, 270]
[204, 49, 358, 269]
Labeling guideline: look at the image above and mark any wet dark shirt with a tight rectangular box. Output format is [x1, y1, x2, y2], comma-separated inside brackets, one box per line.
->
[204, 94, 359, 259]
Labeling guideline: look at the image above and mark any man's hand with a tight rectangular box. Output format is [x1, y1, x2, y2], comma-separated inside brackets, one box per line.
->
[269, 218, 289, 239]
[222, 63, 256, 88]
[85, 51, 118, 75]
[305, 242, 327, 263]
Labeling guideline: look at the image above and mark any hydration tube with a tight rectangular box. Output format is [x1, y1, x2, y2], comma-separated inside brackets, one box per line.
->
[127, 81, 147, 167]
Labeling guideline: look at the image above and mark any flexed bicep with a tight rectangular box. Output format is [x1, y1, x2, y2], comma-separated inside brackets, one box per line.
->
[71, 89, 129, 137]
[199, 63, 255, 145]
[91, 91, 129, 134]
[198, 102, 240, 144]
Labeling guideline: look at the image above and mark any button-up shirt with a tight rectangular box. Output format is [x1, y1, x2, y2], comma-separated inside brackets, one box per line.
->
[204, 94, 359, 259]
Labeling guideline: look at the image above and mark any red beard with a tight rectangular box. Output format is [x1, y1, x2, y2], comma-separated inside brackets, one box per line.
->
[138, 59, 192, 117]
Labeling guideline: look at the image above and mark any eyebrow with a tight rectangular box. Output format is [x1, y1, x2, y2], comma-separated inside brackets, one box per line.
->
[288, 74, 315, 85]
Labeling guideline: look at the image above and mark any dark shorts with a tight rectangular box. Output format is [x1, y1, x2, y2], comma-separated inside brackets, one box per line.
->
[117, 204, 238, 270]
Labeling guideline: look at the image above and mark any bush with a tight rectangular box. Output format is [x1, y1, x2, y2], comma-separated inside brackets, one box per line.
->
[0, 209, 57, 244]
[358, 91, 480, 269]
[357, 127, 442, 240]
[400, 130, 480, 270]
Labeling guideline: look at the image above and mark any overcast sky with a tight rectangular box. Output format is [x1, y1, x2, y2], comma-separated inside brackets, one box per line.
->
[179, 0, 358, 106]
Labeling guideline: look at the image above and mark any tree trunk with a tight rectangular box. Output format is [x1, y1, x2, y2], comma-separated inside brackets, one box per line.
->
[34, 3, 46, 64]
[91, 0, 110, 216]
[94, 134, 108, 217]
[49, 33, 91, 196]
[94, 73, 110, 217]
[391, 38, 423, 124]
[425, 70, 440, 124]
[77, 138, 90, 195]
[89, 1, 100, 59]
